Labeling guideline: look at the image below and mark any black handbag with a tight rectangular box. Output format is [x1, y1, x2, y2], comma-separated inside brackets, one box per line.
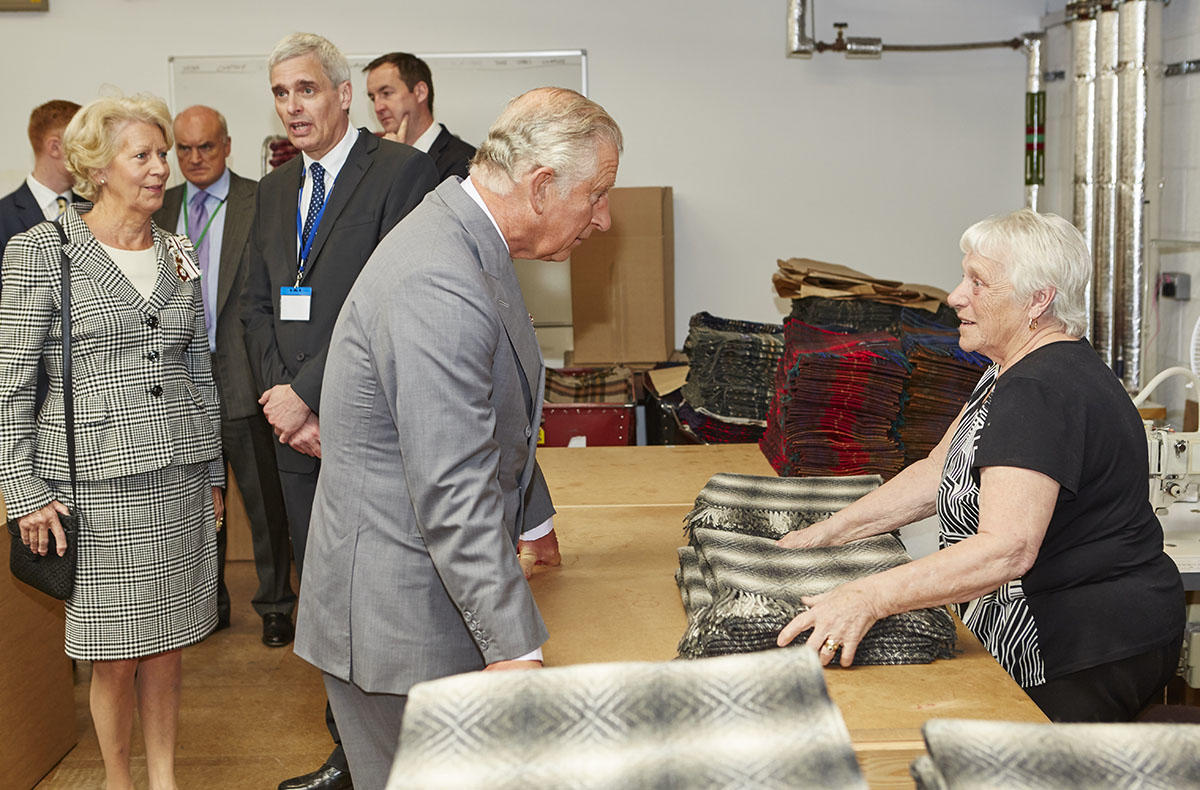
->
[7, 221, 79, 600]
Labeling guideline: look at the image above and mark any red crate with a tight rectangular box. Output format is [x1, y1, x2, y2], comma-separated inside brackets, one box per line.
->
[539, 402, 634, 447]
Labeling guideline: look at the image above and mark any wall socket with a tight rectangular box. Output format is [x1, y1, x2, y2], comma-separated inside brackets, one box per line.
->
[1161, 272, 1191, 300]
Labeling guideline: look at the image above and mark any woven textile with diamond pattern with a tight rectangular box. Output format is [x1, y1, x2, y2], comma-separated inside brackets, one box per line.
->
[910, 718, 1200, 790]
[386, 648, 869, 790]
[676, 472, 957, 664]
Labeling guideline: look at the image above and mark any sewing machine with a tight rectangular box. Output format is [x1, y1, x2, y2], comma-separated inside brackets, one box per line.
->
[1135, 367, 1200, 513]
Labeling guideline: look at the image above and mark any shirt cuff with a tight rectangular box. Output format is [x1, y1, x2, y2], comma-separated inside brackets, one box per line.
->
[520, 517, 554, 541]
[514, 647, 544, 663]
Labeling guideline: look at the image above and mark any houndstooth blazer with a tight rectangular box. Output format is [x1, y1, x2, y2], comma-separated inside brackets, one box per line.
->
[0, 204, 223, 520]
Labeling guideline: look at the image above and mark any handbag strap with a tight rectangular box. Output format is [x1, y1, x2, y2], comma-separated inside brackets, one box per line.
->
[51, 221, 76, 501]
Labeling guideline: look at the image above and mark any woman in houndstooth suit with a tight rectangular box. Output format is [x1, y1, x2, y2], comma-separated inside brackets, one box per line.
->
[0, 94, 224, 790]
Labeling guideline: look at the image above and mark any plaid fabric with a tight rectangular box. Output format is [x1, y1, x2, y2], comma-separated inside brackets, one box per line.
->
[898, 313, 989, 465]
[772, 258, 948, 311]
[910, 719, 1200, 790]
[681, 312, 784, 423]
[389, 648, 869, 790]
[760, 320, 909, 478]
[545, 366, 633, 404]
[676, 473, 957, 665]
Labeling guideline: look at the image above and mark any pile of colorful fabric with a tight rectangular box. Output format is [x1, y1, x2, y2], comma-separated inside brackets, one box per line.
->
[675, 312, 783, 443]
[675, 473, 958, 665]
[898, 310, 990, 465]
[761, 320, 910, 478]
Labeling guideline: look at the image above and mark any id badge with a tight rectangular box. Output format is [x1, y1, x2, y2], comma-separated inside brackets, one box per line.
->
[280, 286, 312, 321]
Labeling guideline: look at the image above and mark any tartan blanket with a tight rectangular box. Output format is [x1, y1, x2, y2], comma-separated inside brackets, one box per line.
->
[676, 473, 957, 665]
[545, 366, 634, 404]
[388, 648, 869, 790]
[910, 719, 1200, 790]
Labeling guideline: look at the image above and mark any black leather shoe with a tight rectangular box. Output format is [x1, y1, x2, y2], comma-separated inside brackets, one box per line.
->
[262, 612, 294, 647]
[277, 764, 351, 790]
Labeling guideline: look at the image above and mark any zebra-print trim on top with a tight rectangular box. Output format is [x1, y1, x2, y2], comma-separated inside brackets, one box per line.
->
[937, 364, 1045, 688]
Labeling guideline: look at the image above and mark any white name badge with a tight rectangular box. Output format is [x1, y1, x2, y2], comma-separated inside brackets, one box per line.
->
[280, 286, 312, 321]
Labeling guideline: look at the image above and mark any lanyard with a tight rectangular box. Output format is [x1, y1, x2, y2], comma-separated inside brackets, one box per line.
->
[295, 169, 333, 286]
[182, 193, 228, 249]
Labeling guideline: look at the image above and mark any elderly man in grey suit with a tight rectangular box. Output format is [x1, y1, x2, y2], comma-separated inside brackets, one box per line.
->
[295, 87, 621, 789]
[154, 105, 295, 648]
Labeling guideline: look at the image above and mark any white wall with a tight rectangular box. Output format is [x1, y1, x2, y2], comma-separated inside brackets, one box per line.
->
[0, 0, 1047, 346]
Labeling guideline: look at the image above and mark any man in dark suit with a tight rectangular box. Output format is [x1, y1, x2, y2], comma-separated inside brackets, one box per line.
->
[242, 33, 438, 790]
[364, 52, 477, 181]
[0, 99, 81, 271]
[154, 105, 295, 648]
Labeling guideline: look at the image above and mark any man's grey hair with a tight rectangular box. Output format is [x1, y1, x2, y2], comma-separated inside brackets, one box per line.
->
[269, 32, 350, 87]
[959, 208, 1092, 337]
[470, 87, 623, 196]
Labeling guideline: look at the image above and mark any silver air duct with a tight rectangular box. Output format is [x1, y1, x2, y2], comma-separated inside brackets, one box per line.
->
[1025, 35, 1044, 211]
[1094, 7, 1121, 370]
[1115, 0, 1161, 389]
[1071, 15, 1097, 338]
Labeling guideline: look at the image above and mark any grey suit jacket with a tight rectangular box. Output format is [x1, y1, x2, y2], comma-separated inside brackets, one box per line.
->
[241, 130, 438, 474]
[0, 204, 223, 519]
[154, 171, 260, 422]
[295, 179, 551, 694]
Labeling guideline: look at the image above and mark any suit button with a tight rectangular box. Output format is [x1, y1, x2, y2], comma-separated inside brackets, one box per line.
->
[525, 426, 532, 438]
[145, 316, 159, 329]
[146, 351, 159, 362]
[296, 352, 306, 362]
[150, 385, 163, 397]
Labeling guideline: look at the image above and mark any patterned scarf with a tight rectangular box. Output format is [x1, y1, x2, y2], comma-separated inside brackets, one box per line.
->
[910, 719, 1200, 789]
[389, 648, 869, 790]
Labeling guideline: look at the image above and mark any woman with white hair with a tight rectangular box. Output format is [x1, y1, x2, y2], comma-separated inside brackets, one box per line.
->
[0, 94, 223, 788]
[777, 209, 1185, 722]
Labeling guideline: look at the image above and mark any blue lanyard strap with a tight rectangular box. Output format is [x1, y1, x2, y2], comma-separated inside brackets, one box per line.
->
[295, 170, 333, 285]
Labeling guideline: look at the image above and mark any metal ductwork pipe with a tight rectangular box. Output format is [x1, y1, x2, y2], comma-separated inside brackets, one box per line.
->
[1115, 0, 1161, 390]
[1071, 15, 1097, 339]
[1093, 7, 1121, 370]
[787, 0, 814, 58]
[1025, 35, 1045, 211]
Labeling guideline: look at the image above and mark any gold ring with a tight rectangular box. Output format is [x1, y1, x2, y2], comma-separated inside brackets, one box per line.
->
[821, 638, 842, 653]
[215, 517, 224, 528]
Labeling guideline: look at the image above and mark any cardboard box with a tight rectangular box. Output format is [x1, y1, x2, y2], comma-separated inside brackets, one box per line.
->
[570, 187, 674, 364]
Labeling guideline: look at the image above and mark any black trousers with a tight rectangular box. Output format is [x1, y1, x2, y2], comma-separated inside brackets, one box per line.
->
[279, 463, 348, 773]
[1024, 640, 1181, 722]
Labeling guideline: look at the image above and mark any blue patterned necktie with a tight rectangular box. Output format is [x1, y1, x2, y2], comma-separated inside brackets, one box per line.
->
[302, 161, 325, 249]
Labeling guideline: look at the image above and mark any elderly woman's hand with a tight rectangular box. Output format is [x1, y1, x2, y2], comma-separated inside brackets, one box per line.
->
[776, 517, 839, 549]
[17, 501, 72, 556]
[776, 580, 885, 667]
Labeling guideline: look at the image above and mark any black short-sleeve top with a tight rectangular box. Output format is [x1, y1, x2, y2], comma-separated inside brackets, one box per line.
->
[936, 339, 1184, 688]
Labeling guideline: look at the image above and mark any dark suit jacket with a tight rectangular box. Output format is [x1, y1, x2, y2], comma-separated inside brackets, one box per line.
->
[155, 170, 260, 423]
[428, 125, 477, 182]
[242, 129, 438, 473]
[0, 183, 45, 266]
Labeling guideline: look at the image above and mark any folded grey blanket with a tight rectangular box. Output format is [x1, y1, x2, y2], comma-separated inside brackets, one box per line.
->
[388, 648, 868, 790]
[677, 473, 957, 665]
[910, 718, 1200, 789]
[684, 472, 884, 540]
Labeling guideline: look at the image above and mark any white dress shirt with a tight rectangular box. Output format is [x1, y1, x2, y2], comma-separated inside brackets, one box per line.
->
[26, 175, 72, 222]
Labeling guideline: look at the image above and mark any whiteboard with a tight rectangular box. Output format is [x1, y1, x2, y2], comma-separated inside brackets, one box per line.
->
[167, 50, 587, 364]
[168, 50, 587, 179]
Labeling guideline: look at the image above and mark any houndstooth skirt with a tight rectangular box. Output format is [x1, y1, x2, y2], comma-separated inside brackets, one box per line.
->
[55, 462, 218, 660]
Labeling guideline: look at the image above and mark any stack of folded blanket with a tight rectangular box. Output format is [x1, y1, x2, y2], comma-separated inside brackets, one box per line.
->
[898, 310, 989, 464]
[677, 312, 783, 444]
[676, 473, 957, 665]
[761, 320, 910, 478]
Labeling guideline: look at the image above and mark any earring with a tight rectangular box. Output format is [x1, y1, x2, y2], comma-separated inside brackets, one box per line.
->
[1029, 317, 1038, 331]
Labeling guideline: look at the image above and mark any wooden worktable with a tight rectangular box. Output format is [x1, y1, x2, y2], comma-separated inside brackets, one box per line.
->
[532, 445, 1046, 789]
